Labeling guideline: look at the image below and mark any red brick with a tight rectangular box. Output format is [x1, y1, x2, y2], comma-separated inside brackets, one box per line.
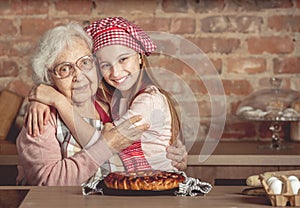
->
[150, 38, 177, 55]
[197, 77, 226, 96]
[55, 0, 93, 14]
[21, 18, 55, 36]
[227, 0, 293, 11]
[188, 79, 207, 94]
[298, 0, 300, 9]
[135, 18, 170, 32]
[153, 77, 186, 95]
[248, 36, 294, 54]
[222, 79, 253, 95]
[197, 100, 211, 117]
[11, 38, 36, 57]
[227, 57, 266, 74]
[191, 0, 225, 13]
[0, 19, 18, 35]
[273, 57, 300, 74]
[96, 0, 157, 15]
[0, 0, 10, 15]
[268, 15, 300, 32]
[0, 38, 35, 57]
[170, 18, 195, 34]
[186, 37, 240, 54]
[211, 58, 222, 74]
[179, 56, 222, 75]
[150, 55, 185, 75]
[256, 0, 293, 9]
[178, 100, 210, 117]
[0, 0, 48, 15]
[0, 40, 13, 56]
[0, 60, 19, 77]
[181, 99, 226, 118]
[162, 0, 188, 13]
[201, 16, 262, 33]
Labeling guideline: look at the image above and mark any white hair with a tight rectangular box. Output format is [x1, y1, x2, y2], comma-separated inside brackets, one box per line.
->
[31, 22, 93, 85]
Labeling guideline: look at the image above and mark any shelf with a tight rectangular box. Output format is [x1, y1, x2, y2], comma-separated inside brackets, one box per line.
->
[187, 141, 300, 166]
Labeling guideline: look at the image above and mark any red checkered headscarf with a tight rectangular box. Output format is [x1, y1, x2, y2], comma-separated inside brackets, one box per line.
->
[85, 17, 156, 56]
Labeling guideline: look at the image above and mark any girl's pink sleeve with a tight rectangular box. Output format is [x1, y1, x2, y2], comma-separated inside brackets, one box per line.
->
[16, 112, 113, 186]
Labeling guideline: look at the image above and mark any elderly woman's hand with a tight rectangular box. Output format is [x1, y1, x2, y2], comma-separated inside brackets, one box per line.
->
[166, 139, 188, 170]
[101, 115, 149, 153]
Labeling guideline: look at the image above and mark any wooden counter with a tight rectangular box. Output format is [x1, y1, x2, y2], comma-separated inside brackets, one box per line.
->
[0, 186, 272, 208]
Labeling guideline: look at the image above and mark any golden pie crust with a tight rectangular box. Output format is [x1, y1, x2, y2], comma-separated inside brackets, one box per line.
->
[104, 170, 185, 191]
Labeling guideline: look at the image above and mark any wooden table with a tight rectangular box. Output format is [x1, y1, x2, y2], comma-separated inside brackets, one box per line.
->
[0, 186, 272, 208]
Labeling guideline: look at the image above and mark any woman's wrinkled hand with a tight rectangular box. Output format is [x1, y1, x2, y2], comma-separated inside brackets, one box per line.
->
[166, 139, 188, 171]
[101, 115, 149, 153]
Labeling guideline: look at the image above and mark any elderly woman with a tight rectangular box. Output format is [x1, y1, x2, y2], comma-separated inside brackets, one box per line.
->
[16, 22, 149, 186]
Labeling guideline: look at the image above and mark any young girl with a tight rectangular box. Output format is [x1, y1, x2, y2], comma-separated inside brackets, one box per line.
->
[85, 17, 183, 171]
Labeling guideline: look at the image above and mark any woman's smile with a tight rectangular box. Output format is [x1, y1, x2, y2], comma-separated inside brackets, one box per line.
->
[72, 83, 89, 92]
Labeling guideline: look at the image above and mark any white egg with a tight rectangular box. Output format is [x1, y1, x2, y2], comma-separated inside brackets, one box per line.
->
[288, 175, 299, 182]
[267, 176, 279, 186]
[269, 179, 283, 195]
[290, 180, 300, 194]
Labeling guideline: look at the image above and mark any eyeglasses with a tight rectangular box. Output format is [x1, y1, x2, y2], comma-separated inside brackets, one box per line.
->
[49, 55, 95, 79]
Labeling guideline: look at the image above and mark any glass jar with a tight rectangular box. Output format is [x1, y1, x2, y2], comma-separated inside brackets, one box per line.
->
[236, 78, 300, 121]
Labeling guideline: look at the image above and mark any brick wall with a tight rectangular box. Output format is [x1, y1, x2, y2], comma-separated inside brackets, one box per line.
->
[0, 0, 299, 142]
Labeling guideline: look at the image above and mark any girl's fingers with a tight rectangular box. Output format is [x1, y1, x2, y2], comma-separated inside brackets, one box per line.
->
[128, 115, 143, 126]
[44, 109, 51, 125]
[38, 110, 44, 134]
[166, 151, 183, 162]
[32, 111, 38, 137]
[27, 111, 32, 136]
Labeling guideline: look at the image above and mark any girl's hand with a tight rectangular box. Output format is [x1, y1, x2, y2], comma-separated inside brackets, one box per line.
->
[25, 101, 50, 136]
[101, 115, 149, 153]
[25, 84, 62, 136]
[28, 84, 63, 107]
[166, 139, 188, 170]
